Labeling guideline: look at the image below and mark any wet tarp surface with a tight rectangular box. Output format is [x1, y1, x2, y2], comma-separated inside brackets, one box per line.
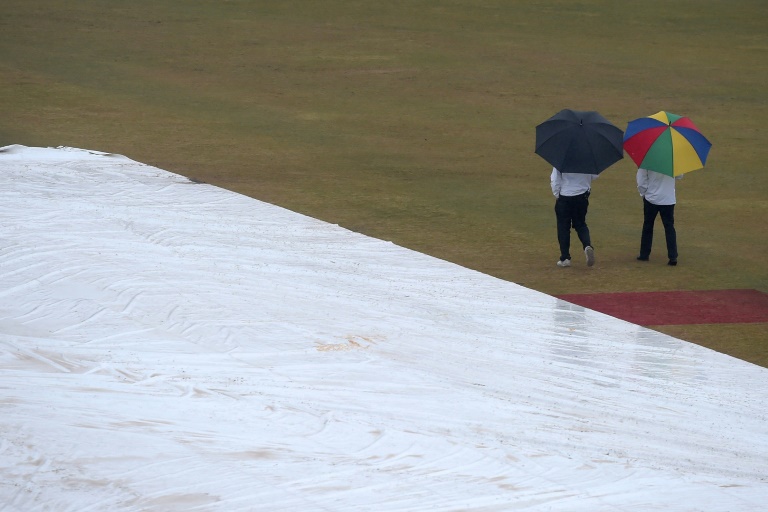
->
[1, 146, 766, 511]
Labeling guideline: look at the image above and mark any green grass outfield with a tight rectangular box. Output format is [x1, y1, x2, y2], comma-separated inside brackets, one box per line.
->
[2, 1, 766, 366]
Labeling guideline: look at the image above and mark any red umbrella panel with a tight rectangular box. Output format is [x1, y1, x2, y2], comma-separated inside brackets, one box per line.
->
[623, 111, 712, 177]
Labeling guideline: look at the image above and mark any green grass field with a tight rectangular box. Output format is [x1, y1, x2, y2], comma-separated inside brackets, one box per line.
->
[2, 1, 766, 366]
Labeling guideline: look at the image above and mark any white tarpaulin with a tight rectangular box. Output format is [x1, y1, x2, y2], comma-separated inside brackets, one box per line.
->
[1, 145, 766, 511]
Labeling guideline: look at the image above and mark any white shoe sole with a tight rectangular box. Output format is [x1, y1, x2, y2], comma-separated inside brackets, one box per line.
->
[585, 247, 595, 267]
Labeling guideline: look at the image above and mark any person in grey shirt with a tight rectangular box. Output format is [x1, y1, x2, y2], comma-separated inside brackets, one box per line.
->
[550, 167, 597, 268]
[636, 168, 683, 266]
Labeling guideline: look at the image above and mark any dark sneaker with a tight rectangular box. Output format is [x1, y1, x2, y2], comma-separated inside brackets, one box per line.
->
[637, 256, 649, 261]
[668, 259, 677, 266]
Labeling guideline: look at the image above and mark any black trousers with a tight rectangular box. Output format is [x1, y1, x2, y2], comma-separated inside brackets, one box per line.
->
[640, 197, 677, 260]
[555, 192, 591, 261]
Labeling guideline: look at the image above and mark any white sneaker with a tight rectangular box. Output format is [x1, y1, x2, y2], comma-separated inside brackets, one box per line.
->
[557, 259, 571, 267]
[585, 246, 595, 267]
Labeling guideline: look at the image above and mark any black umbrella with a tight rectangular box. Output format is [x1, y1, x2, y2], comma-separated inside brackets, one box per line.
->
[535, 109, 624, 175]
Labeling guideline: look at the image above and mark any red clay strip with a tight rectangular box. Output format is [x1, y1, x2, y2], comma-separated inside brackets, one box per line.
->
[557, 289, 768, 325]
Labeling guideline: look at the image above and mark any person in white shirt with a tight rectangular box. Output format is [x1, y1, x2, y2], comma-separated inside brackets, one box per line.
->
[550, 168, 597, 268]
[636, 168, 683, 265]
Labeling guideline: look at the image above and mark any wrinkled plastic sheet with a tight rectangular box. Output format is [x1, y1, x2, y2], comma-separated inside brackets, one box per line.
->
[1, 146, 766, 511]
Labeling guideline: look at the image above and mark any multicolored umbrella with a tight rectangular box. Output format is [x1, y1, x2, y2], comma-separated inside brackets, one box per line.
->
[623, 111, 712, 176]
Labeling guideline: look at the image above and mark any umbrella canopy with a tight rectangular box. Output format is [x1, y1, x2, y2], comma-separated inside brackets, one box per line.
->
[623, 111, 712, 177]
[535, 109, 624, 175]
